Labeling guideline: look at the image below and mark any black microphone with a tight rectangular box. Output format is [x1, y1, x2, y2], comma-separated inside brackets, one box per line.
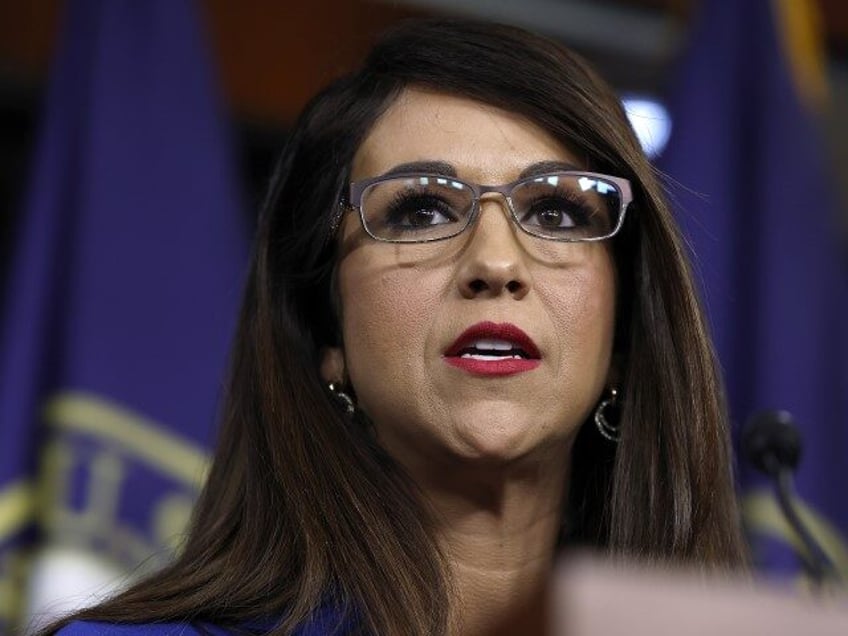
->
[741, 410, 840, 586]
[742, 410, 801, 477]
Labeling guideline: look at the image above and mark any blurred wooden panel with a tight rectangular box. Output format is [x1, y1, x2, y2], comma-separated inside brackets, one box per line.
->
[0, 0, 63, 78]
[201, 0, 426, 124]
[0, 0, 425, 125]
[819, 0, 848, 52]
[1, 0, 846, 125]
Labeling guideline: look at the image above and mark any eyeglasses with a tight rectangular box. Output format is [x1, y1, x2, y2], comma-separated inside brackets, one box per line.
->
[344, 171, 632, 244]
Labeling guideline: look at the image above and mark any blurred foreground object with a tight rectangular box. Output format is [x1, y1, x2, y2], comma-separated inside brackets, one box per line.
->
[0, 0, 247, 631]
[553, 556, 848, 635]
[659, 0, 848, 582]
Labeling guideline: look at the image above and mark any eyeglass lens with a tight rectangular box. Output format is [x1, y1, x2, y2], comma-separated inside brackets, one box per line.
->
[360, 174, 621, 242]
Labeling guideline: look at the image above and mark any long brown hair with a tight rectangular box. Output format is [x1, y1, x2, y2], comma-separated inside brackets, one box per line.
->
[46, 18, 747, 636]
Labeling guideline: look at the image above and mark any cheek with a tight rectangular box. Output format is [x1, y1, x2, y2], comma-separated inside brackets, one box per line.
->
[336, 253, 445, 385]
[553, 270, 614, 336]
[537, 255, 617, 381]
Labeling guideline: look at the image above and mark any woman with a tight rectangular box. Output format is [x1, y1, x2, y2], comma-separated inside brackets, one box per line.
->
[49, 17, 747, 636]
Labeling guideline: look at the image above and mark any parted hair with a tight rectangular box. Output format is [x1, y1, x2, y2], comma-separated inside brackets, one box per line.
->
[45, 17, 747, 636]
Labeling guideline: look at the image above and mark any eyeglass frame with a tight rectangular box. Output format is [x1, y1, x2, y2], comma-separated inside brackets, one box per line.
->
[341, 170, 633, 244]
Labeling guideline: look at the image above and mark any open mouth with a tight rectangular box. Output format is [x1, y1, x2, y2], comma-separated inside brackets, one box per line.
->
[444, 322, 541, 376]
[455, 338, 534, 361]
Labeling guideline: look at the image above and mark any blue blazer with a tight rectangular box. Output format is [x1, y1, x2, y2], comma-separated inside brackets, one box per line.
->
[56, 608, 357, 635]
[57, 622, 237, 636]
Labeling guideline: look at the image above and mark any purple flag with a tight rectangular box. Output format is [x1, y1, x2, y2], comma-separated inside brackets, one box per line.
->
[0, 0, 247, 628]
[659, 0, 848, 580]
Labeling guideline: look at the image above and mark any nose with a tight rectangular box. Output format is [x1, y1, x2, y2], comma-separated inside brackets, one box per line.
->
[456, 198, 530, 300]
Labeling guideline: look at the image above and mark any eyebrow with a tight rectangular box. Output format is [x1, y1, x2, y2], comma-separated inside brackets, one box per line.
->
[377, 159, 583, 182]
[518, 160, 582, 179]
[379, 161, 457, 178]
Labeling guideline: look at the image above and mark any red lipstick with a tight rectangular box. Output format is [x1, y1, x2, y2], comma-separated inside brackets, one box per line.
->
[443, 321, 541, 376]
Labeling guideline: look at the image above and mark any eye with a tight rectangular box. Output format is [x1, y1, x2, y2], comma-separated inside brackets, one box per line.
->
[383, 193, 459, 228]
[521, 194, 593, 230]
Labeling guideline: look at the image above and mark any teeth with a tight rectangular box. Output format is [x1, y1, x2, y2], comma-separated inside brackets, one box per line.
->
[470, 339, 514, 351]
[461, 353, 524, 361]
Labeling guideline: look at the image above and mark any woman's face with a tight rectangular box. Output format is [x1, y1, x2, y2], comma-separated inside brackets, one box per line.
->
[323, 88, 617, 470]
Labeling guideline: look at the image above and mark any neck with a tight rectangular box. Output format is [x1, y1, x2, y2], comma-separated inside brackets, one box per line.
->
[406, 444, 572, 635]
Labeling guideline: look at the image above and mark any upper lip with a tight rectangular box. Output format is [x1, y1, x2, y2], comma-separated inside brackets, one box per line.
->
[444, 321, 541, 359]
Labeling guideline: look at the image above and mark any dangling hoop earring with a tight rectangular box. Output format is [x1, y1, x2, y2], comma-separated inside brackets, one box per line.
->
[594, 388, 620, 442]
[328, 382, 355, 417]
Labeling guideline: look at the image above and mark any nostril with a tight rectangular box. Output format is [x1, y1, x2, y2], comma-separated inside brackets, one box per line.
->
[469, 279, 488, 293]
[506, 280, 523, 294]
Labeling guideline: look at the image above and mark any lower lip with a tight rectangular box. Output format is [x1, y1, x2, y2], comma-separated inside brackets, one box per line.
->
[443, 356, 541, 376]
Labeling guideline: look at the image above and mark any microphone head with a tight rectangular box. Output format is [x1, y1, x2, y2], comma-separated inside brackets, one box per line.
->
[741, 410, 802, 477]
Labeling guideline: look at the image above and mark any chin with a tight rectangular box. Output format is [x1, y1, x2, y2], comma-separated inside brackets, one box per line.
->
[446, 410, 573, 465]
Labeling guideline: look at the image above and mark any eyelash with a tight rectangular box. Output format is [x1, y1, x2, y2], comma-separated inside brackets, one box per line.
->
[384, 192, 455, 221]
[525, 189, 597, 220]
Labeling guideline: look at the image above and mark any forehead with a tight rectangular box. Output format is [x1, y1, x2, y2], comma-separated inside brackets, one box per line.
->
[350, 88, 583, 184]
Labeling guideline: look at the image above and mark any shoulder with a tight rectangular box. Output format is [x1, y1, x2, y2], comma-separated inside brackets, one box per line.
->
[56, 621, 236, 636]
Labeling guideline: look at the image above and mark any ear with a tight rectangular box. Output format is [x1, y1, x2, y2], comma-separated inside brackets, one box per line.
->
[320, 346, 346, 384]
